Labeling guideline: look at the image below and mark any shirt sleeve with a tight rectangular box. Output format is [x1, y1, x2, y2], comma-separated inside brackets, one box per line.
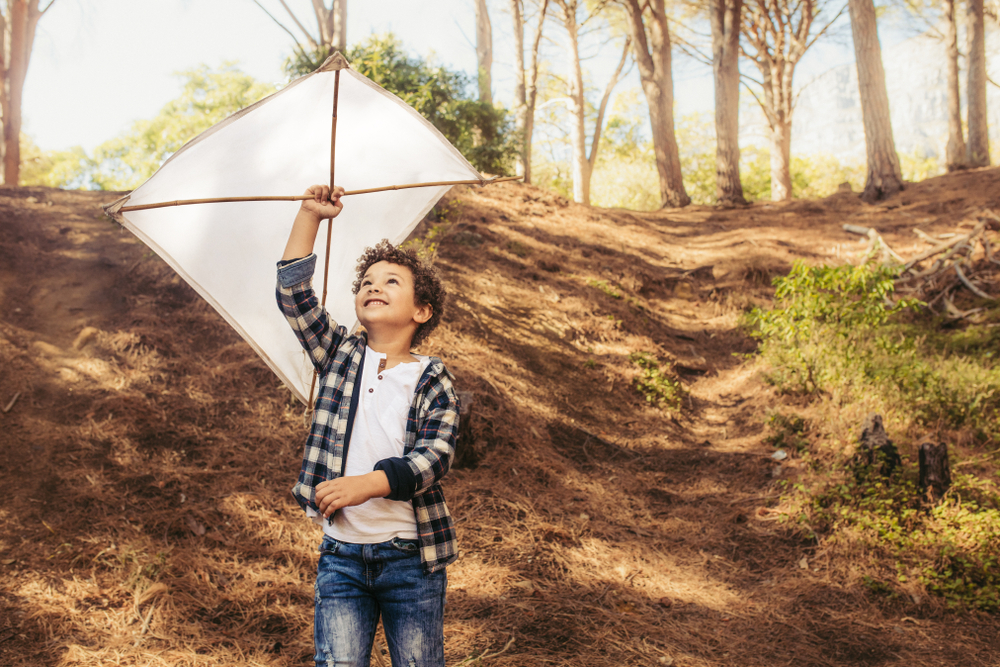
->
[275, 253, 348, 373]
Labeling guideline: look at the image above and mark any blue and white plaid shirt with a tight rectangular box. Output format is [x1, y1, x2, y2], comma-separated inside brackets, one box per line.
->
[276, 254, 459, 573]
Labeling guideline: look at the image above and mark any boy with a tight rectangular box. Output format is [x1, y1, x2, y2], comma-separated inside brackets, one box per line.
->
[276, 184, 460, 667]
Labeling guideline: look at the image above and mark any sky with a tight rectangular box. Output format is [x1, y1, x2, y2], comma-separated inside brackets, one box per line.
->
[26, 0, 861, 155]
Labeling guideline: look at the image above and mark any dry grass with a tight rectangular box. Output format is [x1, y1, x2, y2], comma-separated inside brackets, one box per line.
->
[2, 177, 1000, 666]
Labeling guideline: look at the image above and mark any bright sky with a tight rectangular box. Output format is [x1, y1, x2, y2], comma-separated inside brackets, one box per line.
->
[26, 0, 859, 155]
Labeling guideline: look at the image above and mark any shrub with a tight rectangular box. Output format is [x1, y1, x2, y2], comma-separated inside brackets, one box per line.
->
[629, 352, 683, 410]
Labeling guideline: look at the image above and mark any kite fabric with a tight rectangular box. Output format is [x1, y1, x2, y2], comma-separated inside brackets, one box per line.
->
[106, 55, 485, 404]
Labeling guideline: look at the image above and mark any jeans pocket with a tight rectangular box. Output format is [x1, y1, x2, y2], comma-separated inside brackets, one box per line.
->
[390, 537, 419, 554]
[318, 536, 341, 557]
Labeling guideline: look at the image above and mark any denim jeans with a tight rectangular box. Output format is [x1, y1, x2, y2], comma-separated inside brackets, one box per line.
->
[314, 536, 447, 667]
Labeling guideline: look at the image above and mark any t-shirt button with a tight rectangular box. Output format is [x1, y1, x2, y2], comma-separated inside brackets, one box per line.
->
[378, 375, 383, 380]
[368, 388, 374, 393]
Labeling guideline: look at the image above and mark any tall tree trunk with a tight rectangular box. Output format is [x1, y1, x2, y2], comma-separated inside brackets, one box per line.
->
[848, 0, 904, 203]
[333, 0, 347, 52]
[476, 0, 493, 105]
[511, 0, 548, 183]
[2, 0, 49, 186]
[559, 2, 591, 204]
[622, 0, 690, 208]
[710, 0, 746, 205]
[944, 0, 966, 171]
[967, 0, 990, 167]
[770, 119, 792, 200]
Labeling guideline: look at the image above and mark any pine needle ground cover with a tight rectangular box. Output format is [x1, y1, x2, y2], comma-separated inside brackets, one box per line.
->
[3, 172, 1000, 666]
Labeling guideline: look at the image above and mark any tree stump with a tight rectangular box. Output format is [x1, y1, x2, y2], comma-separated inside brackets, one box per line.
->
[453, 390, 478, 469]
[918, 442, 951, 500]
[852, 413, 901, 479]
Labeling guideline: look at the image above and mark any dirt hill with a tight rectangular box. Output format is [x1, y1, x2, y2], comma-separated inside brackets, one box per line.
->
[1, 170, 999, 666]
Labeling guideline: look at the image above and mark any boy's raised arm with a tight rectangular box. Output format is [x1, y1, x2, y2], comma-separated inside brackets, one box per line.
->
[282, 184, 345, 261]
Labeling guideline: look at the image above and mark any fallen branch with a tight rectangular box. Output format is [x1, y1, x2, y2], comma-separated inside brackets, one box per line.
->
[2, 392, 20, 414]
[867, 228, 906, 264]
[903, 220, 987, 271]
[955, 263, 997, 300]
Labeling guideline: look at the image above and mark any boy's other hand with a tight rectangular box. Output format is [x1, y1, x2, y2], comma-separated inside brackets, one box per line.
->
[300, 184, 345, 220]
[315, 471, 391, 517]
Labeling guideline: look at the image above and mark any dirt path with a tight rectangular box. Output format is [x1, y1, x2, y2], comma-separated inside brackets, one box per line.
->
[1, 175, 999, 666]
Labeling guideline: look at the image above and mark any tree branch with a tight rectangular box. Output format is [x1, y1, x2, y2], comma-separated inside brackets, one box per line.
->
[589, 35, 631, 169]
[251, 0, 309, 50]
[276, 0, 320, 48]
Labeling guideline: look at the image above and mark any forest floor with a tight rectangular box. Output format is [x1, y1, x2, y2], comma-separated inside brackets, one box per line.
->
[1, 169, 1000, 667]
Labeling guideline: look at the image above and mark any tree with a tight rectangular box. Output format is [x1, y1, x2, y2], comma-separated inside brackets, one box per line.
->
[253, 0, 347, 72]
[476, 0, 493, 104]
[620, 0, 690, 208]
[848, 0, 904, 202]
[967, 0, 990, 166]
[741, 0, 841, 201]
[709, 0, 746, 205]
[943, 0, 966, 171]
[90, 65, 277, 191]
[553, 0, 631, 205]
[2, 0, 58, 186]
[20, 133, 86, 188]
[511, 0, 549, 183]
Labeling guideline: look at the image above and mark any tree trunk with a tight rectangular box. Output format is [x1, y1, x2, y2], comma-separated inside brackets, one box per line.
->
[560, 2, 591, 204]
[513, 0, 548, 184]
[2, 1, 46, 187]
[918, 442, 951, 501]
[770, 119, 792, 201]
[966, 0, 990, 167]
[710, 0, 746, 205]
[476, 0, 493, 105]
[512, 0, 527, 177]
[333, 0, 347, 52]
[848, 0, 904, 203]
[622, 0, 690, 208]
[741, 0, 822, 203]
[943, 0, 966, 171]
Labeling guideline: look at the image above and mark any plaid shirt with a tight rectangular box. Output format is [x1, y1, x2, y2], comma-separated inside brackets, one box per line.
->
[276, 255, 459, 574]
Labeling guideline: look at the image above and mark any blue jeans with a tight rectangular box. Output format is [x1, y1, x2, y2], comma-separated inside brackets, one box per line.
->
[314, 536, 447, 667]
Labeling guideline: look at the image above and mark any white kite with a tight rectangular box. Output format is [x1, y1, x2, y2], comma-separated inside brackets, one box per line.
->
[106, 53, 513, 404]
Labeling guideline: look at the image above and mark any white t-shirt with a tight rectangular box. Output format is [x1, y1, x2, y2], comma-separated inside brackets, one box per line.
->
[307, 347, 429, 543]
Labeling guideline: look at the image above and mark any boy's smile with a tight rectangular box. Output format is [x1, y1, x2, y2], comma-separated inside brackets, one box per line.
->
[355, 261, 432, 335]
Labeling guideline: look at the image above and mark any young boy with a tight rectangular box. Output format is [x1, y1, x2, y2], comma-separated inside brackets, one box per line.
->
[276, 184, 460, 667]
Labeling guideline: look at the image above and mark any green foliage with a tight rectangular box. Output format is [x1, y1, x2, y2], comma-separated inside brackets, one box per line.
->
[739, 146, 866, 201]
[286, 35, 517, 176]
[750, 260, 1000, 609]
[89, 64, 276, 191]
[629, 351, 683, 410]
[899, 147, 943, 182]
[20, 134, 88, 188]
[747, 261, 1000, 434]
[765, 412, 810, 453]
[806, 468, 1000, 611]
[746, 261, 921, 394]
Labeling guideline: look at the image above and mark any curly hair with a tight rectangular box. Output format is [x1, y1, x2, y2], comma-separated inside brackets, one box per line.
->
[352, 239, 446, 347]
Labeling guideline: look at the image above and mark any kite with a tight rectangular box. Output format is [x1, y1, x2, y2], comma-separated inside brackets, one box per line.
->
[105, 53, 514, 404]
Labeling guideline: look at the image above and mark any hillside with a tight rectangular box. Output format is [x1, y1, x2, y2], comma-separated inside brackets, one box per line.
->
[2, 169, 1000, 667]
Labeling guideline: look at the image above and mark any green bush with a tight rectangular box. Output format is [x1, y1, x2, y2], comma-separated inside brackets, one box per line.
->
[809, 468, 1000, 611]
[629, 351, 683, 410]
[749, 260, 1000, 609]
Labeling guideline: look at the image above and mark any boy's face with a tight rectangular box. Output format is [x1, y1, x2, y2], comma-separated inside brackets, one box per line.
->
[355, 261, 432, 335]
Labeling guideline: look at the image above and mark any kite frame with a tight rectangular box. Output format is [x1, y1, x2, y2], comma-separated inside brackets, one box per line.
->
[101, 52, 520, 405]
